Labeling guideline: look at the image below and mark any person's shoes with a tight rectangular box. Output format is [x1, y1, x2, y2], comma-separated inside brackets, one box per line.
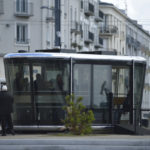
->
[2, 133, 6, 136]
[10, 130, 15, 135]
[7, 129, 15, 135]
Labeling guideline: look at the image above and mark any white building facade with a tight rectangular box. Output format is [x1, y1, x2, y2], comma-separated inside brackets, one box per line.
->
[126, 19, 150, 112]
[99, 2, 150, 116]
[0, 0, 104, 78]
[0, 0, 51, 77]
[99, 3, 126, 55]
[60, 0, 104, 52]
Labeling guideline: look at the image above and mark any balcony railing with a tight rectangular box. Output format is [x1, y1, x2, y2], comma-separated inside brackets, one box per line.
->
[0, 0, 4, 14]
[84, 31, 94, 43]
[84, 1, 94, 16]
[126, 36, 141, 49]
[71, 40, 78, 48]
[14, 2, 33, 17]
[100, 25, 118, 36]
[71, 21, 82, 34]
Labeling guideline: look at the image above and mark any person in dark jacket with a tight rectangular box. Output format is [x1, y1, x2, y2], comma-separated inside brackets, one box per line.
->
[0, 85, 15, 136]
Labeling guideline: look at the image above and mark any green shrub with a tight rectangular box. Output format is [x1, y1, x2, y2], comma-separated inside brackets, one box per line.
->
[63, 94, 95, 135]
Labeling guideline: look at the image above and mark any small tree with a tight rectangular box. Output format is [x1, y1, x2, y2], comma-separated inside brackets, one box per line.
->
[63, 94, 95, 135]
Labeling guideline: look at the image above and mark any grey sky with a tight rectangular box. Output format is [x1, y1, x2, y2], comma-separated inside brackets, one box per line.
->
[101, 0, 150, 31]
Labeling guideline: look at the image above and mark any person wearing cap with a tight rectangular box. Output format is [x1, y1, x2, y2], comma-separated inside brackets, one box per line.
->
[0, 85, 15, 136]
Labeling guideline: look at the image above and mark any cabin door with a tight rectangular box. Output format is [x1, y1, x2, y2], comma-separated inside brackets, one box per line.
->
[73, 64, 112, 124]
[31, 62, 70, 125]
[112, 66, 132, 125]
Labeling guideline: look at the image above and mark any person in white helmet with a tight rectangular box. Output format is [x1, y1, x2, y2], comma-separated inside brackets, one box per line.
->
[0, 85, 15, 136]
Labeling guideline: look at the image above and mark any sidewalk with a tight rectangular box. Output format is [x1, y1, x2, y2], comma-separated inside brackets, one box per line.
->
[0, 132, 150, 139]
[0, 133, 150, 150]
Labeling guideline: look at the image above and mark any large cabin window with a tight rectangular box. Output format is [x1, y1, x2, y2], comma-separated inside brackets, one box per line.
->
[93, 65, 112, 109]
[32, 62, 69, 93]
[5, 59, 70, 125]
[73, 64, 91, 107]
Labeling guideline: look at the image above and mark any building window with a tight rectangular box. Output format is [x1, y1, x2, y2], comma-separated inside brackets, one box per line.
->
[81, 0, 83, 9]
[0, 0, 4, 14]
[16, 24, 28, 44]
[16, 0, 28, 13]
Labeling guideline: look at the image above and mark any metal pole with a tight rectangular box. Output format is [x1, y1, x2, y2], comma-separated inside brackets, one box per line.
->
[134, 108, 137, 134]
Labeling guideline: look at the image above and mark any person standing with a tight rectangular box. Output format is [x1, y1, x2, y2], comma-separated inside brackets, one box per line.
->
[0, 85, 15, 136]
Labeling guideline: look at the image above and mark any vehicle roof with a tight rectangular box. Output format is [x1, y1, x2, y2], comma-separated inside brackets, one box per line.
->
[4, 52, 146, 63]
